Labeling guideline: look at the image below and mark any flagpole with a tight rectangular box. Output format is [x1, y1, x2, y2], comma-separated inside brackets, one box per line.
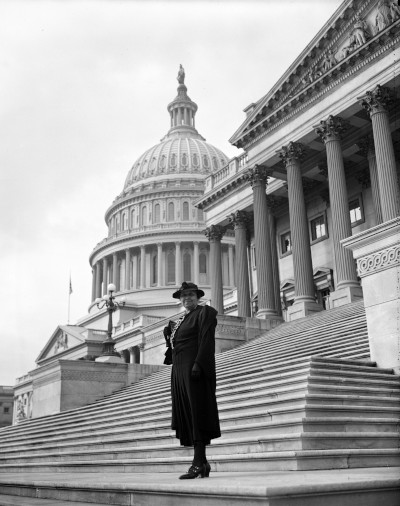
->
[68, 274, 72, 324]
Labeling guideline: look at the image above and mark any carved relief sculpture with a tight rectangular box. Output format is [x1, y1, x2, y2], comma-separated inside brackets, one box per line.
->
[353, 15, 368, 47]
[375, 0, 392, 32]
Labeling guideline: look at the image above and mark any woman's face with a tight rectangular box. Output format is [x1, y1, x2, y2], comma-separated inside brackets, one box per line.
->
[180, 290, 199, 311]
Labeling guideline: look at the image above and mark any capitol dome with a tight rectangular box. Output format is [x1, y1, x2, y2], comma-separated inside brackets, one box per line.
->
[89, 66, 235, 319]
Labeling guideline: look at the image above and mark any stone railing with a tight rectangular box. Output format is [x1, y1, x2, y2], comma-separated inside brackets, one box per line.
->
[204, 153, 248, 193]
[114, 314, 164, 336]
[16, 374, 32, 385]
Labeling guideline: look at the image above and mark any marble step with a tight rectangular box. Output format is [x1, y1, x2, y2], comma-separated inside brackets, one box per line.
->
[0, 467, 398, 506]
[1, 414, 399, 458]
[1, 430, 398, 466]
[0, 448, 399, 474]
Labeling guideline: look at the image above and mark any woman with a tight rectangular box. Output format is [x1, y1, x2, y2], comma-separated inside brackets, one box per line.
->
[163, 282, 220, 479]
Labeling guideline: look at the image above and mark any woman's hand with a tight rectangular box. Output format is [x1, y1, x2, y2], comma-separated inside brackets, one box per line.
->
[191, 363, 201, 380]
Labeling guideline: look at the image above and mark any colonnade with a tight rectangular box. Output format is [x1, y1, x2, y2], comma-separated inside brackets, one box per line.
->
[91, 239, 235, 302]
[223, 84, 399, 319]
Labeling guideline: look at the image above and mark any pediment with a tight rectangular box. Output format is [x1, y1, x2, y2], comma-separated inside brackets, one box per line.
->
[230, 0, 399, 147]
[36, 325, 86, 362]
[280, 279, 295, 291]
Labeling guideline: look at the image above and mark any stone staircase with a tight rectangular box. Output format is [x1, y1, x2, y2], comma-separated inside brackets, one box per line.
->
[0, 301, 399, 505]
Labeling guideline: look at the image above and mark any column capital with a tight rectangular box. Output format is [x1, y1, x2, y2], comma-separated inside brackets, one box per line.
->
[356, 135, 375, 158]
[244, 164, 270, 187]
[203, 224, 226, 242]
[314, 115, 347, 143]
[228, 210, 251, 229]
[360, 85, 394, 116]
[278, 141, 306, 167]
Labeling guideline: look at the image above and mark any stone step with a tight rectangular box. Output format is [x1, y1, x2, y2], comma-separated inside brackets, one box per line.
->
[0, 467, 398, 506]
[0, 448, 399, 474]
[2, 431, 398, 467]
[1, 414, 398, 458]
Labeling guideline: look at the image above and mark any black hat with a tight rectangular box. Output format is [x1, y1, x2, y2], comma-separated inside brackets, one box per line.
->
[172, 281, 205, 299]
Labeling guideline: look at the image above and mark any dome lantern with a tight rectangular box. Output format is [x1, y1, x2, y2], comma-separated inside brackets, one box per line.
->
[165, 65, 204, 140]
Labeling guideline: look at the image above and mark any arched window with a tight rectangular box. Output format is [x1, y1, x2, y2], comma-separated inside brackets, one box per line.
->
[110, 217, 115, 235]
[141, 206, 147, 226]
[130, 209, 135, 229]
[116, 215, 120, 232]
[170, 153, 177, 168]
[123, 213, 128, 230]
[183, 252, 191, 280]
[154, 203, 160, 223]
[167, 251, 175, 283]
[182, 202, 189, 221]
[213, 157, 218, 170]
[168, 202, 175, 222]
[192, 153, 199, 167]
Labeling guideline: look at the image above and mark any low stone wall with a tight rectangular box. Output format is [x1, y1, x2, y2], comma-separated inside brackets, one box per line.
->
[29, 360, 166, 418]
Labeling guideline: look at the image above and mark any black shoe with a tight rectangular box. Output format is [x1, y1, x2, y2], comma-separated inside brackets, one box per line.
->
[205, 461, 211, 477]
[179, 463, 208, 479]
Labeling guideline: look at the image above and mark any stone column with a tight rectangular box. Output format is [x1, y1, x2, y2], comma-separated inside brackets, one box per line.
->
[175, 242, 182, 285]
[125, 249, 131, 291]
[204, 225, 225, 314]
[360, 85, 400, 221]
[228, 244, 235, 287]
[95, 262, 102, 299]
[102, 257, 108, 295]
[157, 243, 163, 287]
[245, 166, 279, 318]
[140, 246, 146, 289]
[315, 116, 362, 307]
[342, 218, 400, 373]
[132, 254, 138, 289]
[266, 204, 282, 317]
[357, 136, 382, 225]
[138, 343, 145, 364]
[193, 242, 200, 285]
[91, 265, 96, 302]
[279, 142, 323, 320]
[228, 211, 251, 317]
[112, 253, 120, 292]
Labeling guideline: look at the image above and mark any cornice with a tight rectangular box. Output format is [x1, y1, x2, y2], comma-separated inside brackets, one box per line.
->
[232, 8, 400, 149]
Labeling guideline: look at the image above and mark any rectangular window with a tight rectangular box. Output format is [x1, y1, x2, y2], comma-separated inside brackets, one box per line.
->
[310, 214, 328, 242]
[280, 232, 292, 255]
[349, 196, 364, 226]
[4, 407, 9, 414]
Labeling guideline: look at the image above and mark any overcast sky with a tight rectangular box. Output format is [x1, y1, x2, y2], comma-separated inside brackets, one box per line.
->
[0, 0, 343, 385]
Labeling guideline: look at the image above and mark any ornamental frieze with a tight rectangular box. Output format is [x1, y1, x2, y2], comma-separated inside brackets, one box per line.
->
[357, 244, 400, 276]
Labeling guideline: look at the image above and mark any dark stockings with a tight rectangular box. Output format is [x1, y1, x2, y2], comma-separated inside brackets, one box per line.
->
[193, 441, 207, 466]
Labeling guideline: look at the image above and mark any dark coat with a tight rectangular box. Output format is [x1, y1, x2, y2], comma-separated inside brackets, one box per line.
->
[170, 305, 220, 446]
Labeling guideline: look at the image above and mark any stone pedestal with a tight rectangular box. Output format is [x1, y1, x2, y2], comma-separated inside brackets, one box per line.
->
[342, 218, 400, 373]
[330, 285, 363, 308]
[287, 298, 326, 321]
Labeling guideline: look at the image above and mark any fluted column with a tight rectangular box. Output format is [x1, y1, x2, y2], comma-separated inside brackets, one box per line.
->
[315, 116, 362, 305]
[102, 257, 108, 295]
[157, 243, 163, 287]
[279, 143, 322, 319]
[91, 265, 96, 302]
[360, 85, 400, 221]
[357, 136, 382, 225]
[95, 262, 102, 299]
[175, 242, 182, 285]
[228, 211, 251, 317]
[193, 242, 200, 285]
[132, 254, 138, 289]
[266, 203, 282, 317]
[245, 166, 277, 318]
[125, 249, 131, 291]
[112, 253, 120, 291]
[204, 225, 225, 314]
[228, 244, 235, 286]
[140, 246, 146, 289]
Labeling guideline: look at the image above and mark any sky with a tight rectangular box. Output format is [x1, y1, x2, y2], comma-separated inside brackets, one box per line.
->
[0, 0, 344, 385]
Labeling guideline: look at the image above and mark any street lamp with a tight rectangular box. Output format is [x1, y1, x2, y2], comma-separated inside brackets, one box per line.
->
[95, 283, 126, 358]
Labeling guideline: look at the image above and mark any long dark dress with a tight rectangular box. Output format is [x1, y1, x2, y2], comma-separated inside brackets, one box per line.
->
[171, 305, 221, 447]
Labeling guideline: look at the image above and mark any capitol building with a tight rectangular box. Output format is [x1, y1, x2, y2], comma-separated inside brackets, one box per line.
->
[12, 0, 400, 425]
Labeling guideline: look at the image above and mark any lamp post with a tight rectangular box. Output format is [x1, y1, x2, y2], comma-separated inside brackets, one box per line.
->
[95, 283, 125, 359]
